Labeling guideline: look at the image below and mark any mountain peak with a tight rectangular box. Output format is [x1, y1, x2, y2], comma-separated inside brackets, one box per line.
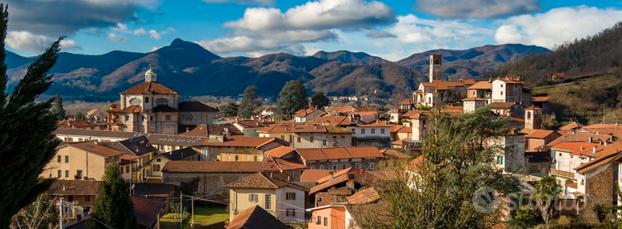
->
[170, 38, 189, 47]
[312, 50, 388, 65]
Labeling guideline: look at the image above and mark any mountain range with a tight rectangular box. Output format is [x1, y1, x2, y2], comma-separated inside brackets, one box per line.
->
[6, 38, 549, 101]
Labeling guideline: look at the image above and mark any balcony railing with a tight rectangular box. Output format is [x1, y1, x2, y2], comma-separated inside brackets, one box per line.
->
[550, 169, 575, 179]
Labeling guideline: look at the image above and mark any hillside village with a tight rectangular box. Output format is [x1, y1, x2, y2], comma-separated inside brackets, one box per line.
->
[40, 49, 622, 228]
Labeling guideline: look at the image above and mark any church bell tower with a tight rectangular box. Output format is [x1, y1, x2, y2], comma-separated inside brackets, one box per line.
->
[429, 53, 442, 82]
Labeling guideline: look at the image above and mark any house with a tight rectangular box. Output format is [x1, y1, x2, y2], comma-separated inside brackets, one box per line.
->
[203, 136, 288, 161]
[142, 147, 201, 182]
[48, 180, 100, 221]
[309, 168, 358, 207]
[258, 123, 352, 148]
[347, 121, 391, 148]
[43, 141, 124, 181]
[179, 123, 243, 139]
[522, 129, 560, 152]
[551, 72, 566, 81]
[397, 99, 415, 113]
[402, 110, 428, 143]
[488, 102, 523, 117]
[549, 141, 604, 197]
[295, 147, 385, 170]
[227, 205, 288, 229]
[388, 108, 400, 124]
[307, 184, 383, 229]
[489, 129, 526, 174]
[227, 172, 308, 224]
[294, 108, 327, 123]
[178, 101, 219, 126]
[55, 128, 138, 143]
[233, 120, 269, 136]
[491, 76, 525, 105]
[161, 161, 282, 200]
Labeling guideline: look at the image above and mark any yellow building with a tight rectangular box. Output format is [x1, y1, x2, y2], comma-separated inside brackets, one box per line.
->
[43, 141, 124, 181]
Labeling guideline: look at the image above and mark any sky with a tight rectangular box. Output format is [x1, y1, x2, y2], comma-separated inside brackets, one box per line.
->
[5, 0, 622, 61]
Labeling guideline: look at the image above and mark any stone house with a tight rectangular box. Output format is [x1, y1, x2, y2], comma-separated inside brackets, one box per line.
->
[295, 147, 385, 170]
[258, 123, 352, 148]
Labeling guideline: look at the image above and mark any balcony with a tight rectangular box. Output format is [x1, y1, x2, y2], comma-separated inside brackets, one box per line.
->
[550, 169, 575, 179]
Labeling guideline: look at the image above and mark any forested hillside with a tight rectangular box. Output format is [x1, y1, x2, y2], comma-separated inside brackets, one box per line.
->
[498, 22, 622, 85]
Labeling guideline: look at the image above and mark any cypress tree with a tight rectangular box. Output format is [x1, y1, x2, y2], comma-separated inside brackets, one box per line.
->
[276, 80, 308, 120]
[0, 4, 64, 227]
[91, 164, 137, 229]
[238, 85, 258, 119]
[51, 94, 65, 120]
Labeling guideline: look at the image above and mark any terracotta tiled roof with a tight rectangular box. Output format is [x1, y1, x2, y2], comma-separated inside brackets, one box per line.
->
[235, 120, 265, 128]
[468, 81, 492, 90]
[162, 161, 280, 173]
[327, 105, 358, 114]
[180, 124, 210, 137]
[227, 172, 307, 191]
[550, 141, 602, 157]
[178, 101, 217, 112]
[271, 158, 307, 171]
[48, 180, 100, 196]
[296, 147, 384, 161]
[347, 187, 380, 205]
[497, 76, 523, 84]
[122, 81, 178, 95]
[306, 115, 355, 126]
[443, 105, 463, 113]
[422, 80, 467, 90]
[521, 129, 557, 139]
[382, 149, 412, 159]
[227, 205, 287, 229]
[294, 107, 323, 117]
[162, 147, 200, 160]
[576, 143, 622, 174]
[300, 169, 334, 183]
[310, 168, 352, 194]
[531, 96, 549, 103]
[357, 120, 391, 127]
[264, 146, 296, 158]
[122, 105, 142, 113]
[488, 102, 516, 109]
[207, 136, 282, 148]
[258, 123, 330, 134]
[547, 131, 613, 146]
[132, 196, 164, 228]
[398, 99, 413, 105]
[67, 141, 125, 157]
[559, 122, 583, 131]
[390, 124, 409, 133]
[401, 110, 424, 119]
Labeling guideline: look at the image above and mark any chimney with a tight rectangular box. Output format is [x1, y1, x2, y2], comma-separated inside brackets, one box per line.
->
[592, 146, 597, 154]
[580, 146, 584, 151]
[588, 137, 592, 143]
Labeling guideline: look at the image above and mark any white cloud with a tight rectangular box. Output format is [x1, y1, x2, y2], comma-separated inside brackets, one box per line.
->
[148, 29, 161, 40]
[133, 28, 147, 35]
[202, 0, 274, 4]
[6, 31, 80, 53]
[390, 15, 492, 46]
[6, 31, 51, 53]
[415, 0, 539, 19]
[495, 6, 622, 48]
[107, 33, 127, 42]
[201, 0, 394, 55]
[226, 0, 394, 32]
[114, 22, 129, 32]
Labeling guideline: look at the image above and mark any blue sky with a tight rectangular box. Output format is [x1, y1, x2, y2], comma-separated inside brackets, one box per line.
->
[5, 0, 622, 61]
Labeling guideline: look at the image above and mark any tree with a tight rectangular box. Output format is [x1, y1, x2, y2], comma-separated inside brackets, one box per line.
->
[10, 193, 58, 229]
[219, 102, 238, 117]
[238, 85, 258, 119]
[534, 176, 560, 224]
[0, 4, 64, 226]
[378, 109, 521, 228]
[541, 113, 559, 130]
[75, 112, 87, 121]
[310, 91, 330, 108]
[276, 80, 307, 120]
[92, 164, 136, 229]
[51, 94, 65, 120]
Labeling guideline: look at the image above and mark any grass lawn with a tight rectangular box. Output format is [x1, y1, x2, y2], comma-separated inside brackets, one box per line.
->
[160, 206, 228, 229]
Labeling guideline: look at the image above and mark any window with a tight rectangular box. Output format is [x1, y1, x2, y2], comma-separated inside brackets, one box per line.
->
[361, 129, 366, 134]
[57, 170, 62, 178]
[249, 194, 258, 203]
[165, 115, 171, 121]
[235, 155, 239, 161]
[324, 217, 328, 226]
[310, 136, 314, 143]
[286, 192, 296, 200]
[322, 139, 327, 146]
[145, 97, 149, 103]
[153, 164, 161, 171]
[85, 196, 91, 202]
[371, 128, 376, 134]
[57, 155, 61, 163]
[500, 91, 503, 96]
[496, 155, 504, 165]
[297, 137, 301, 143]
[65, 170, 69, 178]
[369, 163, 375, 169]
[124, 115, 129, 121]
[65, 155, 69, 163]
[286, 209, 296, 217]
[316, 216, 321, 225]
[380, 128, 385, 134]
[76, 170, 83, 179]
[331, 165, 337, 169]
[265, 194, 272, 209]
[156, 158, 161, 162]
[125, 166, 130, 173]
[150, 115, 154, 121]
[281, 135, 285, 140]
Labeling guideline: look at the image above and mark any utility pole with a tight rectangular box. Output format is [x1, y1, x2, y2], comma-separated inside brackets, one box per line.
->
[179, 192, 183, 229]
[190, 196, 195, 228]
[59, 197, 64, 229]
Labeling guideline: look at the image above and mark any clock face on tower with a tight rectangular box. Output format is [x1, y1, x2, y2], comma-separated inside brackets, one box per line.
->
[129, 98, 142, 105]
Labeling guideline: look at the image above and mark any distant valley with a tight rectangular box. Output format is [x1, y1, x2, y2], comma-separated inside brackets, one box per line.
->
[6, 39, 549, 101]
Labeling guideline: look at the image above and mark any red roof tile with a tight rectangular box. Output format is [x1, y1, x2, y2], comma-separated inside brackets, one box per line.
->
[296, 147, 384, 161]
[122, 81, 178, 95]
[162, 161, 280, 173]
